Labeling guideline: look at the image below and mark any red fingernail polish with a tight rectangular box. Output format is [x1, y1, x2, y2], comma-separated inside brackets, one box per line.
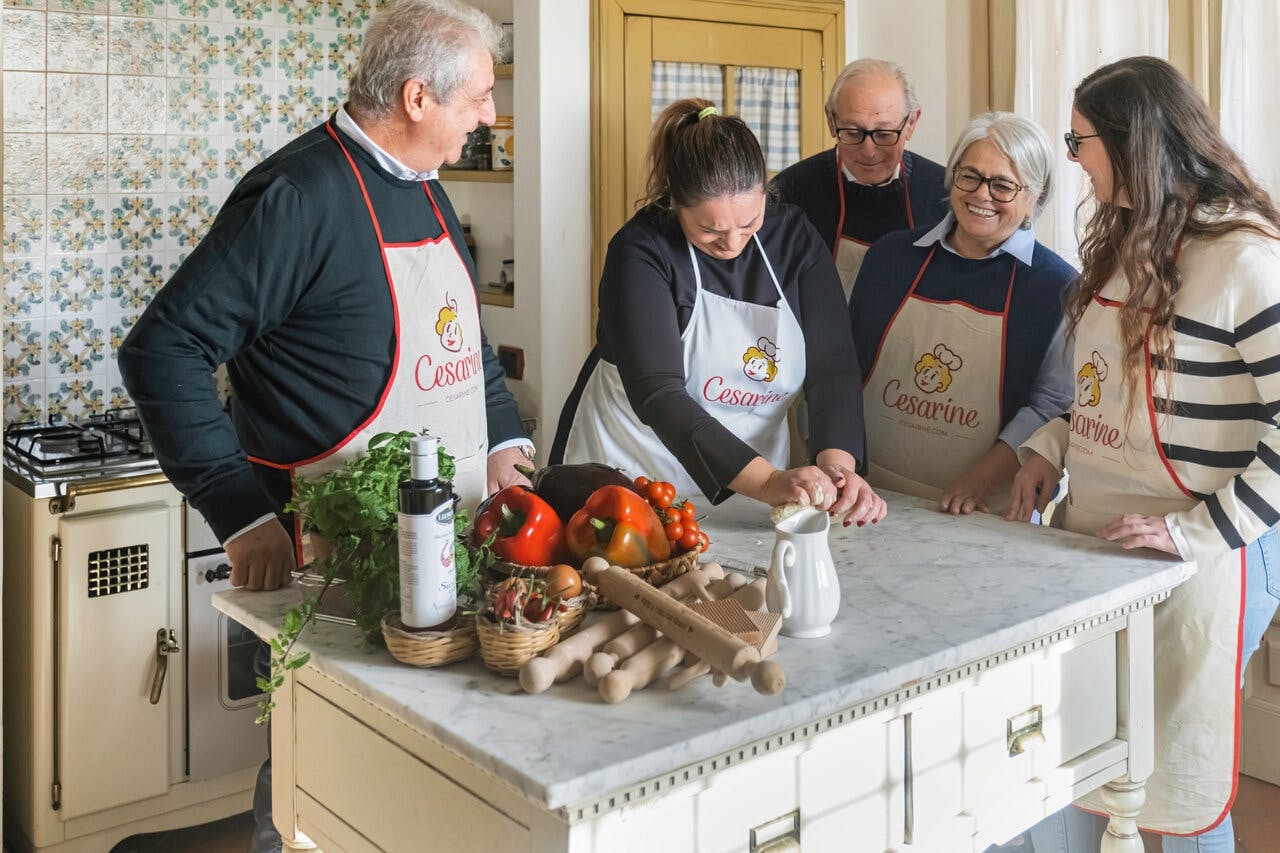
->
[872, 518, 879, 524]
[843, 520, 851, 528]
[857, 520, 866, 527]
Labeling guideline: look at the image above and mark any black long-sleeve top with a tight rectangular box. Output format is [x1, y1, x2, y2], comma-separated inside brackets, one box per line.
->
[119, 119, 525, 542]
[551, 201, 866, 502]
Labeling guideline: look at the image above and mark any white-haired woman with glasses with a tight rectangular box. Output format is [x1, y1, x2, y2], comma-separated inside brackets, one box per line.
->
[849, 111, 1075, 514]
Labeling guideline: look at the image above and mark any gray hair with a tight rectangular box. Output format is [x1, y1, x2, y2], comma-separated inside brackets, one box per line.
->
[945, 112, 1055, 224]
[347, 0, 502, 119]
[825, 58, 920, 119]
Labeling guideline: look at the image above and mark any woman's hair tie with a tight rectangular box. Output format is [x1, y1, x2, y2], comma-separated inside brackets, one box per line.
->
[697, 105, 719, 121]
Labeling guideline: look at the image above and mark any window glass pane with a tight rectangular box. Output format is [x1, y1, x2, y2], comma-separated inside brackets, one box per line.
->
[735, 66, 800, 172]
[651, 62, 724, 122]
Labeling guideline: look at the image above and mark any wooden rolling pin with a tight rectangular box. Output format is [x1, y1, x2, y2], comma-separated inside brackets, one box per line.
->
[580, 557, 785, 695]
[585, 572, 747, 686]
[597, 577, 764, 703]
[518, 563, 722, 694]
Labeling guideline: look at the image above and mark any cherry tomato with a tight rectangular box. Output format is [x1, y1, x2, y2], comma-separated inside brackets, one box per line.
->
[678, 529, 700, 551]
[697, 531, 710, 553]
[664, 520, 684, 542]
[647, 481, 675, 510]
[634, 475, 651, 490]
[683, 519, 700, 537]
[679, 501, 696, 522]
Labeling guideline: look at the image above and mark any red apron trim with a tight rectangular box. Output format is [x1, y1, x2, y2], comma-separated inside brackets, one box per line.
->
[1142, 327, 1197, 501]
[860, 244, 937, 385]
[910, 294, 1007, 316]
[384, 234, 451, 248]
[832, 153, 913, 255]
[423, 181, 482, 317]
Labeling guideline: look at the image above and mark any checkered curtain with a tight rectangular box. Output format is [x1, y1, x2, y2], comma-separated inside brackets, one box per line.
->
[651, 62, 724, 120]
[735, 66, 800, 172]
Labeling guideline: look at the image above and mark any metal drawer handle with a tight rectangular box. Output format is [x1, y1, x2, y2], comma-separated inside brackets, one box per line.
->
[1007, 704, 1046, 755]
[750, 809, 800, 853]
[150, 628, 181, 704]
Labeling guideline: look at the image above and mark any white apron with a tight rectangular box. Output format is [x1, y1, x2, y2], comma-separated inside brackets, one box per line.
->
[564, 234, 805, 496]
[254, 121, 489, 560]
[861, 245, 1014, 511]
[832, 155, 916, 301]
[1065, 289, 1245, 835]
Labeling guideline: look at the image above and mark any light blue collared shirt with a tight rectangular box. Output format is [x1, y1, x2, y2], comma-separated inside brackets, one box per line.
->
[910, 212, 1071, 451]
[333, 106, 440, 182]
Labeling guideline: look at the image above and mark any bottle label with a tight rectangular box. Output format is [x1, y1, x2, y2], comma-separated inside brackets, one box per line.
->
[398, 503, 456, 629]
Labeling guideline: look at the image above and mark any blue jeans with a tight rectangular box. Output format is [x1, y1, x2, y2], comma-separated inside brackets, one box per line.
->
[1011, 528, 1280, 853]
[252, 641, 283, 853]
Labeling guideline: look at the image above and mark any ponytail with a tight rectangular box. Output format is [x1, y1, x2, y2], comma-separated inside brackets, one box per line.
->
[640, 98, 767, 210]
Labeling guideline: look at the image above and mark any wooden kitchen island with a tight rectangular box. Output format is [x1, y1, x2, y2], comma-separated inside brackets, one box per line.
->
[215, 492, 1195, 853]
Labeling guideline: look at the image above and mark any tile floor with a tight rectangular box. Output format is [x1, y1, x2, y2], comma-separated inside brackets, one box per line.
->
[99, 775, 1280, 852]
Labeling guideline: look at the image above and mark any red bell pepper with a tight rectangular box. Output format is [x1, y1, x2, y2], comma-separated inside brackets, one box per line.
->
[472, 486, 568, 566]
[566, 485, 672, 568]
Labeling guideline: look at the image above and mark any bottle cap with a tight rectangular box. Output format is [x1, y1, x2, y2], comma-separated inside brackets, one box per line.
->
[410, 434, 440, 480]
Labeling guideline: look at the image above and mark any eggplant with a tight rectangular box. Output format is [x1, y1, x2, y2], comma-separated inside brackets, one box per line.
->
[520, 463, 639, 521]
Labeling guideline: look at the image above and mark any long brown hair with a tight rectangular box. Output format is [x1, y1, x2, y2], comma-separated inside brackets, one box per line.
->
[640, 98, 767, 210]
[1066, 56, 1280, 402]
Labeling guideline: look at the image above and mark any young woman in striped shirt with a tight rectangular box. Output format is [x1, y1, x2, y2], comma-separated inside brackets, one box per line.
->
[1009, 56, 1280, 853]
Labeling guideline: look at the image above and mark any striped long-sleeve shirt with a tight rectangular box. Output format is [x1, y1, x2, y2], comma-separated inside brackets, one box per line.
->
[1024, 216, 1280, 564]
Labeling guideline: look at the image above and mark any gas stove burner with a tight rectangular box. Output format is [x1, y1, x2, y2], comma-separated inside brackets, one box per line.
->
[3, 409, 159, 487]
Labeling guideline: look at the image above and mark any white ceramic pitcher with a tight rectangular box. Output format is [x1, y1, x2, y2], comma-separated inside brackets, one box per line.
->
[766, 507, 840, 638]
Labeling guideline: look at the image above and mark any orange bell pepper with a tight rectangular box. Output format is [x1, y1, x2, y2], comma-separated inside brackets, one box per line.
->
[566, 485, 672, 568]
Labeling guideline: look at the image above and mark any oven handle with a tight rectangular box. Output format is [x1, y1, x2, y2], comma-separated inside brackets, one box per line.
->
[49, 471, 170, 514]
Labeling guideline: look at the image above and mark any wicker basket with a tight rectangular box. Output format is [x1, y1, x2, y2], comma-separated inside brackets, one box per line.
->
[488, 548, 700, 607]
[554, 594, 588, 637]
[475, 615, 560, 675]
[381, 611, 477, 667]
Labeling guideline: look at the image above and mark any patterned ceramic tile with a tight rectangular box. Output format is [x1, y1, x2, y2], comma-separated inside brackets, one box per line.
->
[223, 80, 272, 133]
[168, 194, 217, 248]
[106, 384, 132, 412]
[224, 136, 268, 180]
[277, 0, 320, 26]
[4, 134, 47, 196]
[48, 72, 107, 133]
[326, 0, 367, 30]
[169, 77, 222, 133]
[5, 381, 46, 425]
[169, 21, 220, 77]
[47, 134, 109, 194]
[109, 17, 167, 75]
[108, 253, 165, 309]
[4, 196, 46, 258]
[110, 0, 162, 15]
[4, 0, 46, 10]
[48, 196, 108, 253]
[48, 255, 106, 312]
[168, 136, 219, 190]
[46, 317, 106, 377]
[326, 29, 358, 79]
[47, 12, 107, 73]
[5, 319, 45, 379]
[109, 135, 166, 192]
[48, 376, 106, 420]
[224, 25, 272, 78]
[109, 196, 165, 251]
[4, 258, 46, 317]
[3, 10, 47, 71]
[4, 72, 47, 132]
[277, 28, 321, 80]
[108, 75, 168, 134]
[54, 0, 104, 11]
[224, 0, 268, 21]
[107, 313, 138, 355]
[276, 83, 323, 136]
[168, 0, 217, 18]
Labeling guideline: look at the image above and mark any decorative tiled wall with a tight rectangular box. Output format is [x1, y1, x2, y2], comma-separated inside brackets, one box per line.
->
[2, 0, 371, 424]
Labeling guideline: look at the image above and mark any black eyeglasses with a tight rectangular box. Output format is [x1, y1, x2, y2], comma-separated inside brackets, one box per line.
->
[951, 167, 1024, 203]
[1064, 130, 1100, 157]
[834, 115, 910, 147]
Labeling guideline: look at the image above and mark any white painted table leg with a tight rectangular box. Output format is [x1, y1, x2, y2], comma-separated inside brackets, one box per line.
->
[1099, 777, 1146, 852]
[1102, 606, 1155, 853]
[273, 669, 318, 850]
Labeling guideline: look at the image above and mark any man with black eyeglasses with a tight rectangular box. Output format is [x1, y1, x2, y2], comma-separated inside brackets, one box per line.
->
[773, 58, 949, 301]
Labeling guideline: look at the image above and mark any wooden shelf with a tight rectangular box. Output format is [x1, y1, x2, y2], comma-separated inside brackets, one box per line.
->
[479, 287, 514, 308]
[494, 63, 513, 79]
[438, 169, 513, 183]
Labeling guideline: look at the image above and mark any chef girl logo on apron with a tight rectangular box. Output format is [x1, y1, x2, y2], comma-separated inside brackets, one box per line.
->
[435, 295, 463, 353]
[742, 336, 780, 383]
[913, 343, 962, 394]
[1070, 350, 1124, 449]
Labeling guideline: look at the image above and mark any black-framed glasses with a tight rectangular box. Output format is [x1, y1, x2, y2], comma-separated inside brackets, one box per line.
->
[834, 115, 910, 147]
[951, 167, 1024, 203]
[1064, 130, 1100, 157]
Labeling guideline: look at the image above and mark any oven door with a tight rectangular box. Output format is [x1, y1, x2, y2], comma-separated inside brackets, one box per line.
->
[186, 551, 268, 781]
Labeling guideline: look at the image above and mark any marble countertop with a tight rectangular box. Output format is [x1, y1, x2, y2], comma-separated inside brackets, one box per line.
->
[215, 492, 1194, 811]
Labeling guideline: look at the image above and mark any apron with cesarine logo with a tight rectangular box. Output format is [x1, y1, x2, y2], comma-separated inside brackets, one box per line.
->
[564, 234, 805, 495]
[251, 120, 489, 562]
[832, 156, 915, 300]
[1064, 284, 1245, 836]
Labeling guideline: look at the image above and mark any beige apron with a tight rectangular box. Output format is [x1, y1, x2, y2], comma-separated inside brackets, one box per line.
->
[1065, 289, 1245, 835]
[254, 121, 489, 562]
[832, 155, 915, 300]
[862, 245, 1014, 512]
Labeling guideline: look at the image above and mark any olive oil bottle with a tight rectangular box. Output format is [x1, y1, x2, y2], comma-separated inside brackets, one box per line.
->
[397, 435, 456, 629]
